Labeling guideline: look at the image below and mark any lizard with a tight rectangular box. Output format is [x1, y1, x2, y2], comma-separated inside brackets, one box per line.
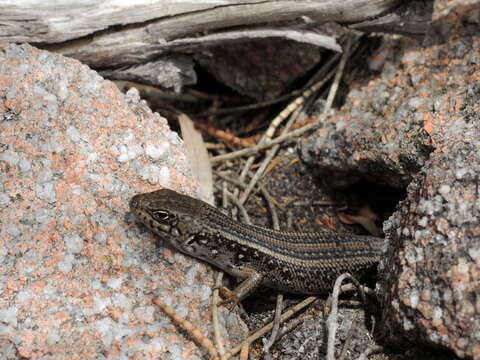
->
[129, 188, 384, 301]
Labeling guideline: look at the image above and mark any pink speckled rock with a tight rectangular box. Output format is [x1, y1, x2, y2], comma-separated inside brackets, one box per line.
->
[301, 1, 480, 358]
[0, 43, 244, 359]
[377, 23, 480, 360]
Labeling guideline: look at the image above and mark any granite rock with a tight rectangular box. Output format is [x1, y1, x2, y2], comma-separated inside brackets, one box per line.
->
[300, 0, 479, 357]
[0, 43, 244, 359]
[378, 2, 480, 358]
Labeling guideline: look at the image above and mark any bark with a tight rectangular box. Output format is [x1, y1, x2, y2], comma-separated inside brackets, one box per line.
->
[1, 0, 401, 68]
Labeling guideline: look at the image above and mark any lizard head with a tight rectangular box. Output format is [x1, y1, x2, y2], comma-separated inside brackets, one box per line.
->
[131, 189, 239, 269]
[129, 188, 205, 247]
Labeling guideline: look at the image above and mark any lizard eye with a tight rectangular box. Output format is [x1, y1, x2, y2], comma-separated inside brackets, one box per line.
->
[152, 210, 170, 223]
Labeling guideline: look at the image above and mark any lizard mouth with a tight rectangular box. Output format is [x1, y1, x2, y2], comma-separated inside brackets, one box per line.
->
[152, 221, 171, 234]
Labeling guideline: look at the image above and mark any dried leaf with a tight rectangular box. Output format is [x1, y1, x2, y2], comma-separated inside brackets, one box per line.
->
[178, 113, 214, 205]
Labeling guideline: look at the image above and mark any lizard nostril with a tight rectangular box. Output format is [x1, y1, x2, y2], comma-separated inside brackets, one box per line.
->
[129, 196, 140, 209]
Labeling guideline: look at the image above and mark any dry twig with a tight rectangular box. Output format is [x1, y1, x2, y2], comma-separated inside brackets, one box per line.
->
[263, 294, 284, 359]
[196, 121, 254, 148]
[240, 342, 250, 360]
[260, 186, 280, 230]
[338, 312, 360, 360]
[199, 87, 304, 116]
[221, 181, 228, 210]
[326, 273, 367, 360]
[326, 274, 352, 360]
[357, 344, 384, 360]
[324, 35, 354, 111]
[214, 172, 280, 228]
[211, 34, 360, 165]
[230, 51, 342, 211]
[209, 98, 328, 164]
[324, 283, 374, 314]
[212, 272, 226, 356]
[221, 296, 318, 360]
[224, 190, 251, 224]
[152, 297, 219, 359]
[238, 36, 355, 205]
[238, 103, 306, 205]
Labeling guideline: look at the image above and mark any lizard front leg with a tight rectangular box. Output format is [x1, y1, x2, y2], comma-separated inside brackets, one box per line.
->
[219, 267, 263, 303]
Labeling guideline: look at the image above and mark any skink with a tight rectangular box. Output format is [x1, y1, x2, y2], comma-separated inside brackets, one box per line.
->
[129, 189, 383, 301]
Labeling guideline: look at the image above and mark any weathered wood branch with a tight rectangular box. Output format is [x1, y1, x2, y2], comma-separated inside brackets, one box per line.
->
[161, 28, 343, 53]
[350, 0, 433, 36]
[1, 0, 400, 68]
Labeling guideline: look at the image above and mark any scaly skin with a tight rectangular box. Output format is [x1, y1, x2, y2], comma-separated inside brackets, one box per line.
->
[130, 189, 383, 300]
